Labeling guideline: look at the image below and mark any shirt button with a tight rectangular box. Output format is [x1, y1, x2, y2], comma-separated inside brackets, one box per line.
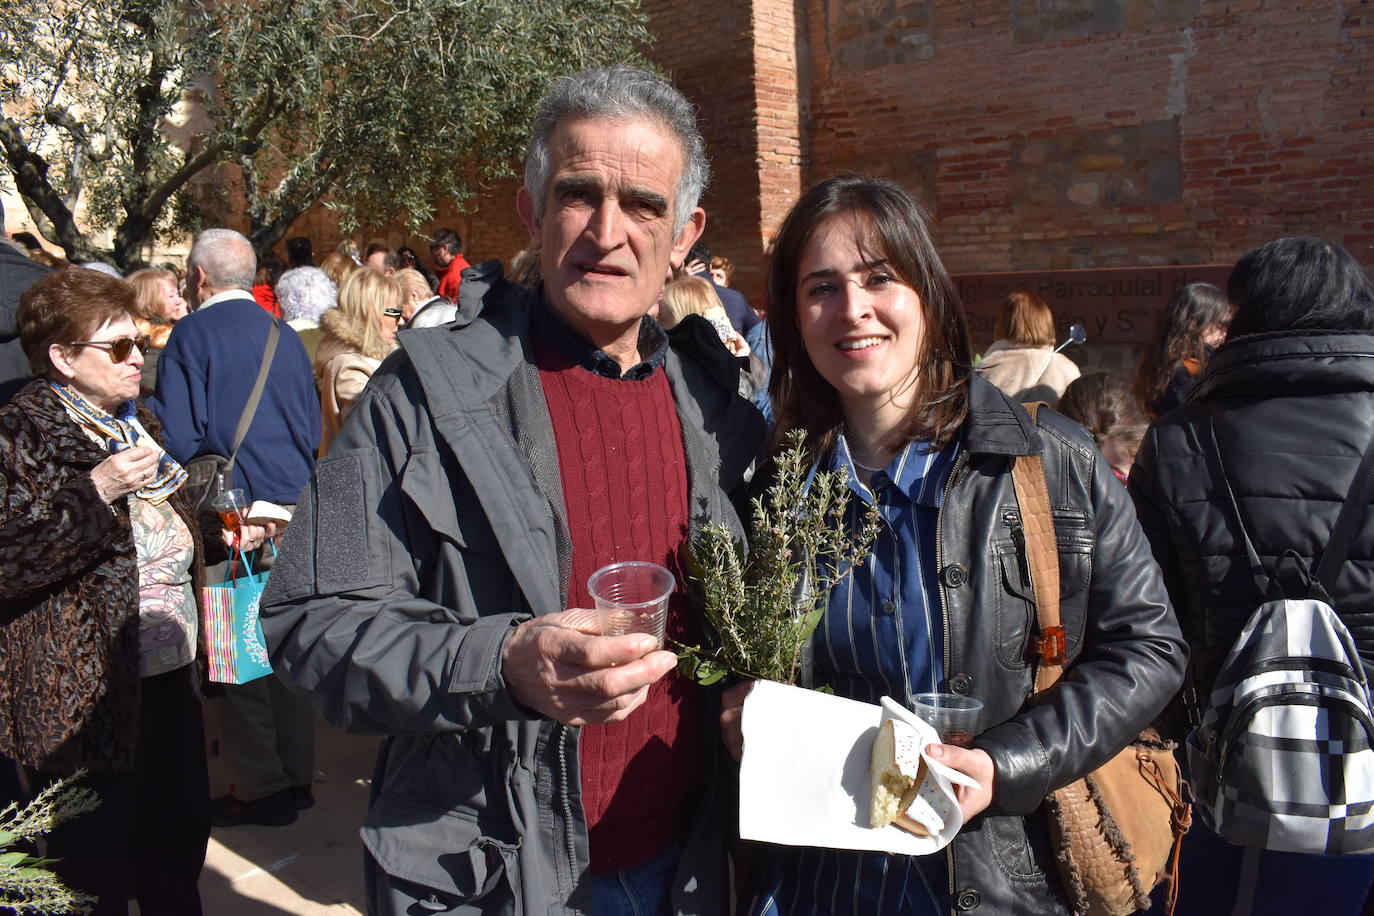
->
[949, 673, 974, 694]
[881, 599, 897, 615]
[956, 888, 981, 910]
[940, 563, 969, 588]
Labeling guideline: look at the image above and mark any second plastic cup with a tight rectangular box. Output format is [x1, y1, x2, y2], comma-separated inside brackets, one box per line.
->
[909, 693, 983, 747]
[588, 561, 675, 648]
[211, 487, 249, 534]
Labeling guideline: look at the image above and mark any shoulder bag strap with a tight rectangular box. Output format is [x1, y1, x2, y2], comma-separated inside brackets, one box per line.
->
[1201, 417, 1278, 602]
[1009, 402, 1066, 695]
[225, 316, 280, 473]
[1312, 424, 1374, 594]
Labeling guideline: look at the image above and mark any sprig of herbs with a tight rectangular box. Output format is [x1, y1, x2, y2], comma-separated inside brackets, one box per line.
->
[0, 770, 99, 914]
[680, 429, 880, 686]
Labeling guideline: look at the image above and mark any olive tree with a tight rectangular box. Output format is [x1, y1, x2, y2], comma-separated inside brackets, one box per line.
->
[0, 0, 650, 269]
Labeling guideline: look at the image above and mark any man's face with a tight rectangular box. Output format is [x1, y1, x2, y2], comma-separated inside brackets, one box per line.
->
[518, 116, 704, 346]
[365, 251, 395, 275]
[430, 245, 454, 269]
[187, 265, 209, 310]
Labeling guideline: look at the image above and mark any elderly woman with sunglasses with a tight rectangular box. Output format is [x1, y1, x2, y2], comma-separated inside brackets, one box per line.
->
[314, 268, 402, 454]
[0, 267, 217, 914]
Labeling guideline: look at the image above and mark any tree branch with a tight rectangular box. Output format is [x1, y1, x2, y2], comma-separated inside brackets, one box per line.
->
[43, 106, 111, 163]
[0, 116, 96, 261]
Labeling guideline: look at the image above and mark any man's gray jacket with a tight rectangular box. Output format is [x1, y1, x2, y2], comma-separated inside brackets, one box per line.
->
[261, 278, 765, 915]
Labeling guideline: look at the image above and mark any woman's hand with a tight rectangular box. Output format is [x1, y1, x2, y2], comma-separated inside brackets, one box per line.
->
[720, 681, 754, 762]
[222, 522, 277, 552]
[90, 446, 160, 503]
[927, 743, 996, 823]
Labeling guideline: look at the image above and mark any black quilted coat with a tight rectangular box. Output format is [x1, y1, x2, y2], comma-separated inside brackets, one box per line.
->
[1130, 330, 1374, 708]
[0, 380, 204, 775]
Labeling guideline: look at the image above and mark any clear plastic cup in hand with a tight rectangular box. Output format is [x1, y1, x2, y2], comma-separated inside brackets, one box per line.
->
[909, 693, 983, 747]
[588, 561, 675, 649]
[211, 487, 249, 534]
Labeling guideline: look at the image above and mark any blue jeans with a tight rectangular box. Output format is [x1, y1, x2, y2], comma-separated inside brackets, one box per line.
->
[587, 844, 680, 916]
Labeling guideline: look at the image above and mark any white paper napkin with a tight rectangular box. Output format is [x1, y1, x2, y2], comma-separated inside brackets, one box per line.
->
[738, 680, 980, 855]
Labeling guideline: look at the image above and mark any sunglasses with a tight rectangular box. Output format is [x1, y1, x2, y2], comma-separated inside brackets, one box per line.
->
[383, 308, 403, 320]
[68, 335, 152, 362]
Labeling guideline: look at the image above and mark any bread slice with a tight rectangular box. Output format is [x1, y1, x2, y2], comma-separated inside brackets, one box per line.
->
[868, 718, 945, 837]
[247, 500, 293, 526]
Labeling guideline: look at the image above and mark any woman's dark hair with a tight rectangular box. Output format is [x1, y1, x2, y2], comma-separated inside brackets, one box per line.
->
[767, 175, 971, 460]
[1226, 236, 1374, 335]
[1058, 371, 1147, 455]
[1133, 282, 1231, 415]
[17, 268, 138, 377]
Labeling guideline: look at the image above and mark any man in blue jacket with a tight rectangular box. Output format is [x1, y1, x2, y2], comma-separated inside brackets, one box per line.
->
[150, 227, 321, 827]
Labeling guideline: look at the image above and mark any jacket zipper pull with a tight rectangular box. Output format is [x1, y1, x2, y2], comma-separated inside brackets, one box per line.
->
[1005, 509, 1031, 586]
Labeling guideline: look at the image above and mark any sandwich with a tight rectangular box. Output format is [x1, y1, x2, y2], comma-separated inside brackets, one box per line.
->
[869, 718, 945, 837]
[246, 500, 293, 527]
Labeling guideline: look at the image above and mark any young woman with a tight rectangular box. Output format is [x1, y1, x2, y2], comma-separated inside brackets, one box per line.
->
[976, 290, 1081, 404]
[1133, 282, 1232, 418]
[1130, 237, 1374, 915]
[721, 176, 1185, 915]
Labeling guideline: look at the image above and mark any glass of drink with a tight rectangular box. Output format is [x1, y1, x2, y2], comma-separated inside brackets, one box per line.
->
[909, 693, 983, 747]
[588, 561, 675, 649]
[211, 488, 249, 538]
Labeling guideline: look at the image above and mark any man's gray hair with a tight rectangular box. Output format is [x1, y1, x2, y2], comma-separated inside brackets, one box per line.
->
[189, 228, 256, 292]
[275, 266, 337, 323]
[524, 66, 709, 235]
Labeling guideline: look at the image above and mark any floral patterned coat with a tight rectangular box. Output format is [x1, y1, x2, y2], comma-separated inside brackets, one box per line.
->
[0, 380, 204, 776]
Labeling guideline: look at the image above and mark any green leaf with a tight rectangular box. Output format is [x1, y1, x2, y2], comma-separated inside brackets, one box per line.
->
[0, 851, 31, 867]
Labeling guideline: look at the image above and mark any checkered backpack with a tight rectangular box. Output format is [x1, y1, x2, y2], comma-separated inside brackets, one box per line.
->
[1188, 419, 1374, 855]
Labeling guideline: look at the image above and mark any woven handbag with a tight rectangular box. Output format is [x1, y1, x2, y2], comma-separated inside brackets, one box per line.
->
[1010, 404, 1191, 916]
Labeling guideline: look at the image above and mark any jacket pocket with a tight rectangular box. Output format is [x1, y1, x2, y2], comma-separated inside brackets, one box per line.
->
[364, 735, 523, 910]
[362, 793, 522, 911]
[399, 448, 500, 557]
[984, 811, 1054, 882]
[994, 514, 1094, 668]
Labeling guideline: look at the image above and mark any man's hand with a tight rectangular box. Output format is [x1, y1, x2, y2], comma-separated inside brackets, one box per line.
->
[680, 258, 708, 278]
[90, 446, 160, 503]
[927, 743, 996, 823]
[720, 681, 753, 762]
[501, 610, 678, 725]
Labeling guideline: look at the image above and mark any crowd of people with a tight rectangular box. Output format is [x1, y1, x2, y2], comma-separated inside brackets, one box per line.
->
[0, 63, 1370, 916]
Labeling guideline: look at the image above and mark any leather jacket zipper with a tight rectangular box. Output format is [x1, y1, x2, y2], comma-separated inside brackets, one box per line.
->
[934, 449, 967, 910]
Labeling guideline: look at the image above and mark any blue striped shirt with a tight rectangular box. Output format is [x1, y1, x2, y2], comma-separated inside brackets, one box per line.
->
[747, 434, 960, 916]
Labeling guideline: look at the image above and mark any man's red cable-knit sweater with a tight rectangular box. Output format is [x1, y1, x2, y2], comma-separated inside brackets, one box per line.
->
[537, 344, 703, 874]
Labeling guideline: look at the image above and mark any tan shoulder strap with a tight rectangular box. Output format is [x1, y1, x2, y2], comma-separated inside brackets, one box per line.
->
[1009, 402, 1067, 694]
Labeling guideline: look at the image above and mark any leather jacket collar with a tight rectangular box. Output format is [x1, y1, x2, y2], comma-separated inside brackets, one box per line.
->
[961, 372, 1045, 458]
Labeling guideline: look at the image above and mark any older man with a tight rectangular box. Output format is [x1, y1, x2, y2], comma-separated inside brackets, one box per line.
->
[150, 228, 321, 828]
[261, 67, 763, 915]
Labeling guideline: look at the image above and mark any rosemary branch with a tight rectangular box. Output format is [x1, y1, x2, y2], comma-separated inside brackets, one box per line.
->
[681, 429, 880, 686]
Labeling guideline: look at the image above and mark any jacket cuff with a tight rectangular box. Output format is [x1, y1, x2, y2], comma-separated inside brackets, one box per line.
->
[447, 613, 535, 722]
[975, 719, 1051, 815]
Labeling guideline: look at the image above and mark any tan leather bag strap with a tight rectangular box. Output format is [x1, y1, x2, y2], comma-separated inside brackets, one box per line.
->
[1009, 402, 1067, 694]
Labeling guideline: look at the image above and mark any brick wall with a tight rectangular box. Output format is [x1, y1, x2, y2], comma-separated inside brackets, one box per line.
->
[281, 0, 1371, 303]
[802, 0, 1374, 275]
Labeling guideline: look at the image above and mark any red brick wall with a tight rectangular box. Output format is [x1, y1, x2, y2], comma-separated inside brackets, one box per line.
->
[283, 0, 1371, 297]
[801, 0, 1374, 274]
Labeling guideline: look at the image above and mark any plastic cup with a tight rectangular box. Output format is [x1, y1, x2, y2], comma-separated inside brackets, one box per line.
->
[910, 693, 983, 747]
[211, 488, 249, 534]
[588, 561, 675, 648]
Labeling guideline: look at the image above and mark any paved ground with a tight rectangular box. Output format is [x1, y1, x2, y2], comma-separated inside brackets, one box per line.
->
[202, 717, 378, 915]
